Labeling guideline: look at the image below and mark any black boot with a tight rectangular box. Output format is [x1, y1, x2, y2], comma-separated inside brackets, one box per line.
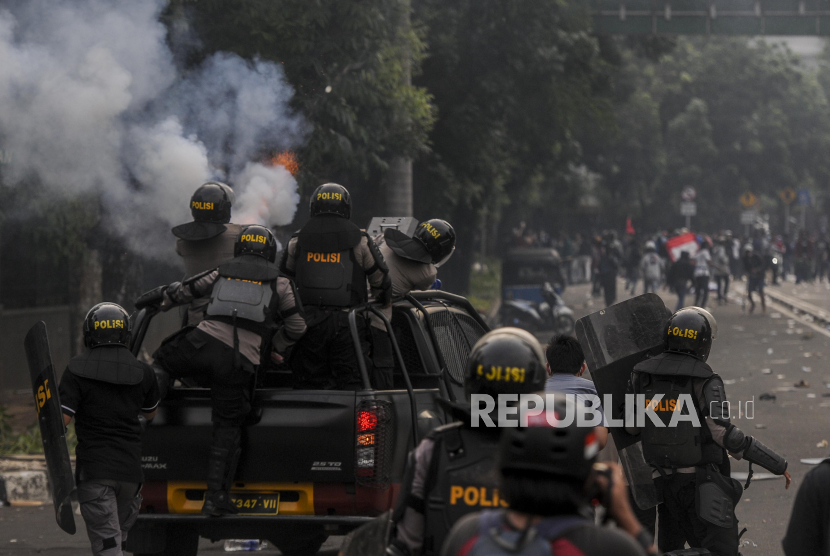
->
[202, 446, 241, 516]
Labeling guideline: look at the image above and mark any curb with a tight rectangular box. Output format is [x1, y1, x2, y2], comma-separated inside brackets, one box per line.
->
[763, 288, 830, 328]
[0, 456, 62, 505]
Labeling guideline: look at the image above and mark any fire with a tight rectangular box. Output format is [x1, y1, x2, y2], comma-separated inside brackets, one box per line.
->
[269, 151, 299, 176]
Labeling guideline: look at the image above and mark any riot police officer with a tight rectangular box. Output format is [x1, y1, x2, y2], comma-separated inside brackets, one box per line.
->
[153, 225, 306, 516]
[59, 303, 160, 556]
[172, 182, 242, 325]
[627, 307, 791, 555]
[441, 395, 651, 556]
[383, 327, 548, 556]
[369, 219, 456, 388]
[280, 183, 391, 390]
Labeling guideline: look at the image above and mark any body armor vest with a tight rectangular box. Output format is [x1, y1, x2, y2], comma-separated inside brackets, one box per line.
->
[294, 216, 367, 308]
[634, 352, 722, 469]
[422, 423, 503, 556]
[205, 256, 280, 338]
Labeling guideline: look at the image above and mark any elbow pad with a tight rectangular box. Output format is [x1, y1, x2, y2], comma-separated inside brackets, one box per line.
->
[726, 425, 787, 474]
[743, 436, 788, 475]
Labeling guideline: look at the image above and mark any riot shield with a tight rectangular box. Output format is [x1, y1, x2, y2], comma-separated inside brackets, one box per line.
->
[575, 293, 670, 510]
[339, 511, 393, 556]
[24, 322, 76, 534]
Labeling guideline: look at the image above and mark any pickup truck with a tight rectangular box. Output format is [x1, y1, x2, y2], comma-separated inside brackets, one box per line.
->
[124, 291, 488, 556]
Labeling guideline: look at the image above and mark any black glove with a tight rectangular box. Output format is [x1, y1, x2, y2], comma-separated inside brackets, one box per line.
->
[135, 286, 167, 310]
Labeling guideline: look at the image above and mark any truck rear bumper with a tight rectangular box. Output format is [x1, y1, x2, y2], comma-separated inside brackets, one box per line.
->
[135, 513, 373, 526]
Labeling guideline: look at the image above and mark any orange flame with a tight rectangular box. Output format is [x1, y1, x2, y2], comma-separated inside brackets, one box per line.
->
[269, 151, 299, 176]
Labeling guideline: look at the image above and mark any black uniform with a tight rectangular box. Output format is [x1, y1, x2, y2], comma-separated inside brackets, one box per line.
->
[59, 346, 160, 556]
[630, 352, 763, 556]
[281, 215, 391, 390]
[782, 460, 830, 555]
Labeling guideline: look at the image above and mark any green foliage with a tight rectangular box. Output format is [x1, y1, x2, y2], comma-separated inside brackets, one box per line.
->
[468, 258, 501, 313]
[0, 405, 76, 456]
[413, 0, 615, 292]
[582, 37, 830, 233]
[169, 0, 435, 195]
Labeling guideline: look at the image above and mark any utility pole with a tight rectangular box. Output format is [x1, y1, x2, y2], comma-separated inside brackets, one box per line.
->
[385, 0, 413, 216]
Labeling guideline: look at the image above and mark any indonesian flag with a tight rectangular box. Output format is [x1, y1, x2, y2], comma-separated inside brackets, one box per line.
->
[625, 218, 635, 235]
[666, 232, 699, 262]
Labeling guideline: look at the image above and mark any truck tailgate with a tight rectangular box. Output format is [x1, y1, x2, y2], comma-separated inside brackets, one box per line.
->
[141, 390, 356, 483]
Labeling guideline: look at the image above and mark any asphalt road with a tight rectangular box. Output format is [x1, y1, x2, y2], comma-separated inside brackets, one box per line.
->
[2, 277, 827, 555]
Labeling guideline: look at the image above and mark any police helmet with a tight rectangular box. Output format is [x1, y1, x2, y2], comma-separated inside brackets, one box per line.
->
[83, 303, 132, 349]
[234, 225, 278, 262]
[465, 328, 547, 399]
[413, 219, 456, 267]
[309, 183, 351, 219]
[499, 394, 599, 482]
[665, 307, 714, 361]
[191, 182, 233, 223]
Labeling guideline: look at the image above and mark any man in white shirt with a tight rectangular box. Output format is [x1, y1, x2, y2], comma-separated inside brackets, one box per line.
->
[693, 239, 712, 308]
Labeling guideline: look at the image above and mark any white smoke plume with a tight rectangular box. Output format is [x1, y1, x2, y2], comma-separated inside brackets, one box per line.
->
[0, 0, 305, 260]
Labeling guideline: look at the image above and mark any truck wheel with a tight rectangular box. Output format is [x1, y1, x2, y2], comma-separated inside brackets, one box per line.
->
[272, 531, 327, 556]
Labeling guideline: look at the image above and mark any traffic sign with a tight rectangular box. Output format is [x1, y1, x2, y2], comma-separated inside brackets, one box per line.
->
[797, 189, 811, 206]
[779, 187, 796, 205]
[680, 201, 697, 216]
[681, 187, 696, 202]
[740, 191, 757, 208]
[740, 210, 757, 225]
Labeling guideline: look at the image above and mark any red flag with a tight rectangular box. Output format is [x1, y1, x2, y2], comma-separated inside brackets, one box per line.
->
[666, 232, 699, 262]
[625, 218, 635, 235]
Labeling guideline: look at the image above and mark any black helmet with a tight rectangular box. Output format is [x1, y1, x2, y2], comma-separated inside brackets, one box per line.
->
[499, 393, 599, 483]
[83, 303, 132, 349]
[172, 182, 235, 240]
[310, 183, 351, 219]
[234, 225, 278, 262]
[384, 219, 455, 265]
[665, 307, 714, 361]
[465, 328, 547, 399]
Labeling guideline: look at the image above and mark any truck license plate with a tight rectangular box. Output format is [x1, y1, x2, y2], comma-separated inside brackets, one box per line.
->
[230, 493, 280, 514]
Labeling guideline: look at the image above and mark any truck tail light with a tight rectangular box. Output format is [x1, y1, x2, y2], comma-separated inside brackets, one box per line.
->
[354, 400, 393, 488]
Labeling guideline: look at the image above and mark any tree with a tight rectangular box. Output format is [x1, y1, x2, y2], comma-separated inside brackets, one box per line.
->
[166, 0, 434, 222]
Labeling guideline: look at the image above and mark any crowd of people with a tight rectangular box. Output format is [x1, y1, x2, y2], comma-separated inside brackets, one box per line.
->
[511, 222, 830, 313]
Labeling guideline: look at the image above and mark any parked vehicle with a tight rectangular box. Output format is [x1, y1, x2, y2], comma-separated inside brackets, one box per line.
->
[125, 291, 487, 556]
[500, 281, 574, 334]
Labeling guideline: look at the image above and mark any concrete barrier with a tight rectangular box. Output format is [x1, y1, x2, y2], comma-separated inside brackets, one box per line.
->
[0, 456, 65, 505]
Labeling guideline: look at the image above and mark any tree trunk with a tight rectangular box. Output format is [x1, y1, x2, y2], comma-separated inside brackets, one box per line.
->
[72, 248, 102, 354]
[385, 0, 413, 216]
[386, 157, 413, 216]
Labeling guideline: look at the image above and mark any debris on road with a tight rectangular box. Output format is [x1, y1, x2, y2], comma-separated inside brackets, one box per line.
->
[802, 366, 812, 373]
[817, 440, 828, 448]
[724, 379, 737, 385]
[755, 424, 767, 429]
[777, 374, 786, 379]
[732, 472, 781, 482]
[761, 368, 771, 374]
[801, 458, 830, 465]
[759, 393, 777, 401]
[795, 380, 810, 388]
[767, 348, 774, 355]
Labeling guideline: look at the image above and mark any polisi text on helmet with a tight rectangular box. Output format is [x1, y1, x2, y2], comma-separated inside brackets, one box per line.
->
[241, 234, 267, 244]
[317, 192, 342, 201]
[476, 365, 526, 383]
[306, 252, 341, 263]
[192, 201, 214, 211]
[94, 319, 125, 330]
[668, 327, 698, 339]
[420, 221, 441, 238]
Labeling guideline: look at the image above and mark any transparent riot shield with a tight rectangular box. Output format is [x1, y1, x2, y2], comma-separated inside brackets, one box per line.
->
[575, 293, 671, 509]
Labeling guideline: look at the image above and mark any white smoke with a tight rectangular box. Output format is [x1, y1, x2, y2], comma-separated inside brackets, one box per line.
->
[232, 163, 300, 228]
[0, 0, 305, 259]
